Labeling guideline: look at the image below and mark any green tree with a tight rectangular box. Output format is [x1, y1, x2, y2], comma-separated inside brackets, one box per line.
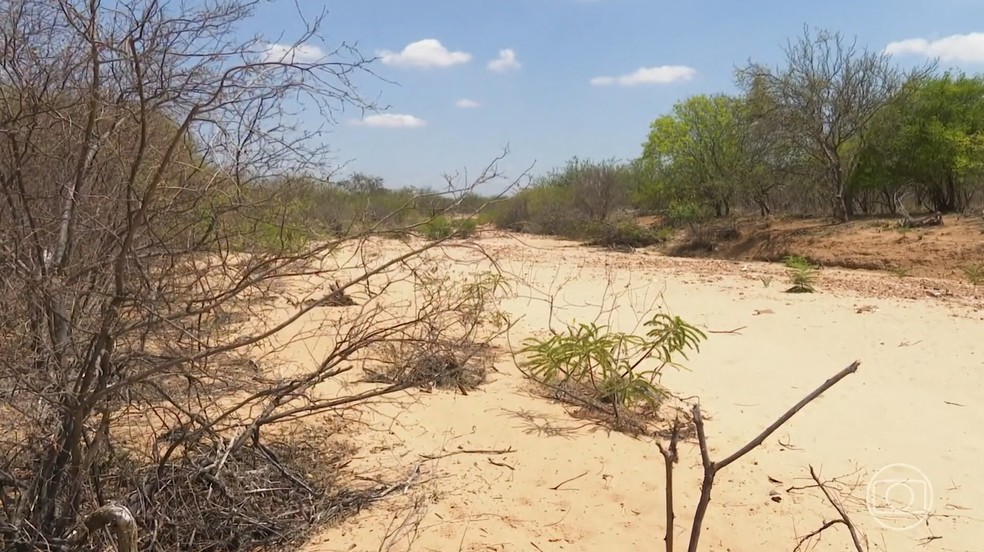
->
[640, 94, 759, 216]
[854, 73, 984, 213]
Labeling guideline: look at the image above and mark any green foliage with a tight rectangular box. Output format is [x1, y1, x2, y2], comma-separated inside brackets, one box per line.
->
[639, 94, 778, 217]
[419, 216, 478, 240]
[737, 27, 924, 221]
[521, 313, 705, 411]
[962, 263, 984, 285]
[667, 200, 710, 228]
[854, 73, 984, 212]
[784, 255, 818, 293]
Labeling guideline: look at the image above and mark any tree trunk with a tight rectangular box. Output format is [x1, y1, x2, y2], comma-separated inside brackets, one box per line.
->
[843, 185, 856, 219]
[832, 168, 851, 222]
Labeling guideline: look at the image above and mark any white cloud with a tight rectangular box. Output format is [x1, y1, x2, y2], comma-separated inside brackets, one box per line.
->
[487, 48, 521, 73]
[884, 32, 984, 63]
[378, 39, 471, 68]
[454, 98, 480, 109]
[590, 65, 697, 86]
[262, 43, 324, 64]
[352, 114, 427, 128]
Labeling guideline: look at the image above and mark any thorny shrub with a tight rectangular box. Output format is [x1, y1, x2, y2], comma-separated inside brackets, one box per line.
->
[365, 271, 512, 391]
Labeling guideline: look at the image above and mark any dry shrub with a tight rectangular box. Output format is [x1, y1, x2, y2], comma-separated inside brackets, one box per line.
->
[363, 269, 511, 393]
[74, 426, 390, 552]
[365, 339, 492, 392]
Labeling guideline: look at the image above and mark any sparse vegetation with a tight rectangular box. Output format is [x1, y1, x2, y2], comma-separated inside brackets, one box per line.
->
[2, 3, 981, 551]
[890, 266, 913, 278]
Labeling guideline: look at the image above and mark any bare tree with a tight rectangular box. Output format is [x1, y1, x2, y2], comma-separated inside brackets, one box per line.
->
[737, 27, 934, 221]
[0, 2, 523, 550]
[570, 159, 625, 222]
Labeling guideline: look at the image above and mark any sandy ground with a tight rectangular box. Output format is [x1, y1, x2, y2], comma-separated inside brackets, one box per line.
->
[296, 233, 983, 552]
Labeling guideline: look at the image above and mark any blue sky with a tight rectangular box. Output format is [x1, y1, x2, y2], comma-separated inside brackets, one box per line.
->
[247, 0, 984, 193]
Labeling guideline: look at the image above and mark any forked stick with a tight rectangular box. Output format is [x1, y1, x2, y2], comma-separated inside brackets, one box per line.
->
[656, 360, 861, 552]
[793, 465, 867, 552]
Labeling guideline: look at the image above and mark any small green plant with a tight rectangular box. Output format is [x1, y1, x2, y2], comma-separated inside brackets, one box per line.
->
[783, 255, 818, 293]
[889, 266, 912, 278]
[419, 216, 478, 240]
[962, 263, 984, 285]
[520, 313, 705, 419]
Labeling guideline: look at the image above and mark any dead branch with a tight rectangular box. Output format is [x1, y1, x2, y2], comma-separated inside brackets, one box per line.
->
[655, 361, 860, 552]
[707, 326, 746, 335]
[550, 471, 588, 491]
[421, 447, 516, 460]
[898, 212, 943, 228]
[655, 419, 682, 552]
[794, 465, 867, 552]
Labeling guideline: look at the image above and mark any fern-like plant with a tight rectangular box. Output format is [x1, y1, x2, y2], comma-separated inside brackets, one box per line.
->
[962, 263, 984, 285]
[520, 313, 705, 415]
[784, 255, 818, 293]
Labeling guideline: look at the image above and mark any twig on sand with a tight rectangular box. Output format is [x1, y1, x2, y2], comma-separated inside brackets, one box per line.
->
[707, 326, 747, 334]
[550, 471, 588, 490]
[794, 465, 867, 552]
[421, 447, 516, 460]
[488, 458, 515, 470]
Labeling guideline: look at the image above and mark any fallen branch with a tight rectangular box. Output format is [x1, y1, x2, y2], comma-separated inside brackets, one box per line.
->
[421, 447, 516, 460]
[488, 458, 515, 471]
[707, 326, 746, 335]
[898, 212, 943, 228]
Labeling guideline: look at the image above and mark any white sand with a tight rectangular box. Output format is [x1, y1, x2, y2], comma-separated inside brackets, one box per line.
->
[298, 234, 983, 552]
